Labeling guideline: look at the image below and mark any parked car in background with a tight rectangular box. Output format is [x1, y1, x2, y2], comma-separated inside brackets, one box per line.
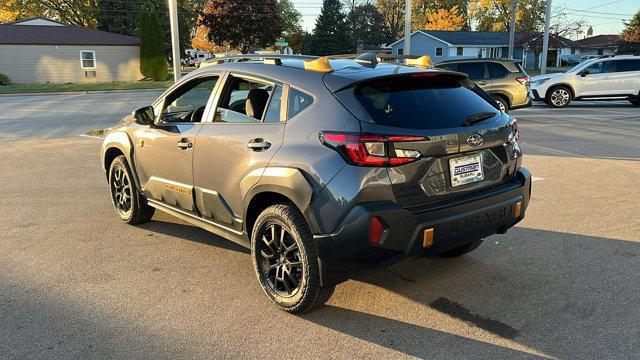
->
[559, 54, 581, 66]
[436, 58, 531, 113]
[100, 54, 531, 313]
[530, 55, 640, 107]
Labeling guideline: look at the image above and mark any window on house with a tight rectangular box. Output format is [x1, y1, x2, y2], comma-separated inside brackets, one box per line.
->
[457, 47, 463, 56]
[80, 50, 96, 69]
[398, 48, 404, 55]
[436, 48, 443, 56]
[597, 49, 604, 55]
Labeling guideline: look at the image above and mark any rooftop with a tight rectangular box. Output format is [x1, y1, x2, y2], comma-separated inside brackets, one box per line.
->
[0, 22, 139, 46]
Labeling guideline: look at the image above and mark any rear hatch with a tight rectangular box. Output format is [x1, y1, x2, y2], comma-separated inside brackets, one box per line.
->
[331, 72, 521, 211]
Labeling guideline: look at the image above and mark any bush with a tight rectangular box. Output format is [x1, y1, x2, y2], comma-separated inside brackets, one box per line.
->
[0, 73, 11, 85]
[139, 11, 168, 81]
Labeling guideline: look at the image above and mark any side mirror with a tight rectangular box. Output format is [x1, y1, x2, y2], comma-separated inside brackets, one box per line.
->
[132, 106, 155, 125]
[579, 69, 589, 77]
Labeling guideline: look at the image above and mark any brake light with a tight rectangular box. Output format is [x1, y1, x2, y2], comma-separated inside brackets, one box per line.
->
[320, 132, 425, 167]
[516, 76, 529, 85]
[410, 72, 437, 78]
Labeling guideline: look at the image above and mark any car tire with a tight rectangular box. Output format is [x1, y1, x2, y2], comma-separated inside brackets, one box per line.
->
[545, 86, 572, 108]
[108, 155, 155, 225]
[251, 203, 335, 313]
[438, 239, 483, 258]
[492, 95, 509, 113]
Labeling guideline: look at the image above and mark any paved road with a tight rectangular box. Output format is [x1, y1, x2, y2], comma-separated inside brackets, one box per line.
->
[1, 92, 639, 359]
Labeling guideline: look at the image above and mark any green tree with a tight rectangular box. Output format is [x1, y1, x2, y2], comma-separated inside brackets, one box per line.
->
[198, 0, 281, 54]
[278, 0, 302, 35]
[96, 0, 138, 35]
[139, 10, 168, 81]
[622, 10, 640, 42]
[376, 0, 405, 44]
[309, 0, 351, 55]
[347, 4, 386, 51]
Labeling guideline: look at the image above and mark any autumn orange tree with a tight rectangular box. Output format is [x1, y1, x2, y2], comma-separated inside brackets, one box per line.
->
[622, 10, 640, 42]
[419, 5, 465, 30]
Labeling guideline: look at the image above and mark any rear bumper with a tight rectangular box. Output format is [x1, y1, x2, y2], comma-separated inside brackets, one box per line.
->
[511, 96, 532, 110]
[530, 89, 544, 101]
[314, 168, 532, 280]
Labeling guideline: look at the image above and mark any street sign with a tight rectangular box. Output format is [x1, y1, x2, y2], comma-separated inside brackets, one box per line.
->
[275, 39, 288, 47]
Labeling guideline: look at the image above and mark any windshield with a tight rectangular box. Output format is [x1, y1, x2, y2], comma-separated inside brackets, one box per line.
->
[353, 75, 499, 129]
[567, 59, 596, 73]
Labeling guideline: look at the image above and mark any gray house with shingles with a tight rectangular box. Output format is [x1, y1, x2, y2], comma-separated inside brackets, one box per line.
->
[0, 17, 143, 84]
[389, 30, 575, 68]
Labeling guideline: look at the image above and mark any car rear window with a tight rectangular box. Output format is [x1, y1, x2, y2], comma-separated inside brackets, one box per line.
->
[354, 75, 498, 129]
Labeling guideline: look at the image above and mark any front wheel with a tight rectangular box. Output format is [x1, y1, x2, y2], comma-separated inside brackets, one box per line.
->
[251, 204, 335, 313]
[439, 239, 483, 258]
[545, 86, 572, 108]
[108, 155, 155, 224]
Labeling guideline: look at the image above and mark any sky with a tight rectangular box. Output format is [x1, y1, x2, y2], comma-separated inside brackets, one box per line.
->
[291, 0, 639, 38]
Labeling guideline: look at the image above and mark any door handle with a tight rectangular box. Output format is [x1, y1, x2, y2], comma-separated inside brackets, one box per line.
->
[477, 81, 487, 86]
[177, 138, 192, 149]
[247, 138, 271, 151]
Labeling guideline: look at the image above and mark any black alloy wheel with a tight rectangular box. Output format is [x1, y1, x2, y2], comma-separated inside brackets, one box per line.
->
[111, 165, 133, 216]
[256, 222, 303, 297]
[108, 155, 155, 224]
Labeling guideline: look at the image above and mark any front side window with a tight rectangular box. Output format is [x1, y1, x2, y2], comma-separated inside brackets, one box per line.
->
[214, 76, 276, 123]
[160, 76, 218, 123]
[287, 88, 314, 119]
[436, 48, 443, 57]
[585, 61, 613, 74]
[614, 59, 640, 72]
[80, 50, 96, 69]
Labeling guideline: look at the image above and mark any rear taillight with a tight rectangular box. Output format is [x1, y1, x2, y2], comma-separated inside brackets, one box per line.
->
[369, 216, 385, 244]
[516, 76, 529, 85]
[320, 132, 425, 167]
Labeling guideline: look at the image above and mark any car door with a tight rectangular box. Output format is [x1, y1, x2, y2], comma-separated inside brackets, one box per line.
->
[133, 74, 221, 215]
[609, 59, 640, 96]
[576, 60, 613, 97]
[456, 62, 489, 89]
[192, 73, 286, 231]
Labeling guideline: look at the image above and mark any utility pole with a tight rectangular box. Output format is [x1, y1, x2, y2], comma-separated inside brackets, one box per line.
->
[168, 0, 181, 82]
[508, 0, 517, 59]
[540, 0, 552, 75]
[404, 0, 411, 55]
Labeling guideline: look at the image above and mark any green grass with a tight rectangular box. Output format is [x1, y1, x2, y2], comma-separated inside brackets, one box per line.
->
[0, 80, 173, 94]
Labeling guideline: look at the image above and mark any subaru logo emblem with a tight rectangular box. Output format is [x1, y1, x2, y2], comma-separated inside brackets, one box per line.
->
[467, 134, 483, 147]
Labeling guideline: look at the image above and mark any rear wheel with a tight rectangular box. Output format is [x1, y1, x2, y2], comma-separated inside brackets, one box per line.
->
[108, 155, 155, 225]
[439, 239, 483, 258]
[492, 95, 509, 113]
[545, 86, 572, 108]
[251, 203, 335, 313]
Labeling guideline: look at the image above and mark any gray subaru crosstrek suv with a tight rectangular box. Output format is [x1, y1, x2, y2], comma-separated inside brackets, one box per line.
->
[101, 54, 531, 313]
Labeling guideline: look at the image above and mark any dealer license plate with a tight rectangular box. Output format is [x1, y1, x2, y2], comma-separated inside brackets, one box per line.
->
[449, 154, 484, 187]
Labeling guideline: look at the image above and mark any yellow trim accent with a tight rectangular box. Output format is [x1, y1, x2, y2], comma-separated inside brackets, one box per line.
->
[514, 201, 522, 218]
[405, 56, 433, 68]
[303, 56, 333, 72]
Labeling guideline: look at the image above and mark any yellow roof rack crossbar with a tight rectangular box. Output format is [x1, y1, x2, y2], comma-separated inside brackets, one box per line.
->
[303, 56, 333, 72]
[405, 55, 433, 68]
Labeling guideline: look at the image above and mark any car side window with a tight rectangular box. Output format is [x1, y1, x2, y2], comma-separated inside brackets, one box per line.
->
[214, 75, 275, 123]
[287, 88, 314, 119]
[263, 85, 283, 123]
[160, 76, 218, 123]
[456, 62, 485, 81]
[614, 59, 640, 72]
[488, 62, 509, 78]
[437, 63, 457, 72]
[585, 61, 613, 74]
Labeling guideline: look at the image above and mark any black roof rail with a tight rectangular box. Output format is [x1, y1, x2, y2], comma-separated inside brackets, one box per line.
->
[200, 54, 319, 67]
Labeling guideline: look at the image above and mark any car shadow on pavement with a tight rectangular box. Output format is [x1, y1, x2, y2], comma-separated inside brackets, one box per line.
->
[304, 227, 640, 359]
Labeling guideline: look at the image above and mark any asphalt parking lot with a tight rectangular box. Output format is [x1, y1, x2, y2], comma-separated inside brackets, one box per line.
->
[1, 92, 639, 359]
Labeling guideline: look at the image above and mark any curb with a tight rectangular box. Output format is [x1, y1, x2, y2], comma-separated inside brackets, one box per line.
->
[0, 88, 166, 97]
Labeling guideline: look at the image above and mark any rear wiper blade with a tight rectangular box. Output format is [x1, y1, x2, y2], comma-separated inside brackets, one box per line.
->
[463, 112, 497, 126]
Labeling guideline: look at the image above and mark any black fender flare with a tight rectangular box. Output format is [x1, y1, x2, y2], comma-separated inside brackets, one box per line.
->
[101, 130, 142, 191]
